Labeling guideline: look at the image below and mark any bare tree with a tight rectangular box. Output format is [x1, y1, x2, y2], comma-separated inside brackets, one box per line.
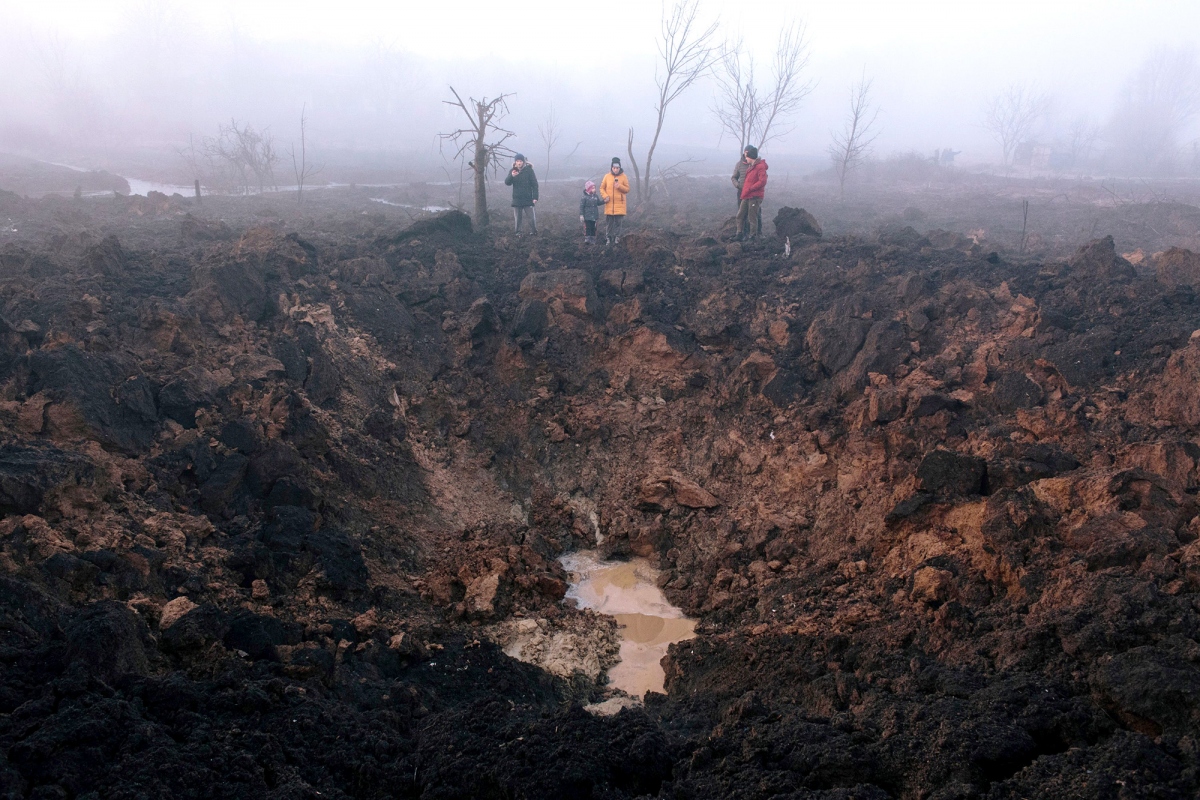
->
[538, 105, 562, 182]
[713, 22, 812, 158]
[712, 37, 759, 154]
[439, 87, 515, 228]
[203, 119, 279, 194]
[1065, 114, 1100, 169]
[626, 128, 644, 199]
[1109, 46, 1200, 172]
[288, 104, 323, 204]
[634, 0, 720, 204]
[176, 134, 202, 184]
[755, 22, 814, 150]
[27, 29, 103, 141]
[828, 73, 880, 198]
[29, 30, 80, 96]
[983, 83, 1050, 170]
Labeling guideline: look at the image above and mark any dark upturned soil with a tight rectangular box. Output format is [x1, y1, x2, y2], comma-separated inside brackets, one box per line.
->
[0, 182, 1198, 799]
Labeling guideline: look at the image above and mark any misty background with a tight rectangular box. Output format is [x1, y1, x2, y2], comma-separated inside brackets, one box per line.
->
[2, 0, 1199, 187]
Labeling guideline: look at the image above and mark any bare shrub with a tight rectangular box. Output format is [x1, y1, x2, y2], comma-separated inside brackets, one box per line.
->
[202, 120, 279, 195]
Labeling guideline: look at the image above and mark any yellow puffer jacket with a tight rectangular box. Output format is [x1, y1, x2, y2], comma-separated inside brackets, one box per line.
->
[600, 171, 630, 216]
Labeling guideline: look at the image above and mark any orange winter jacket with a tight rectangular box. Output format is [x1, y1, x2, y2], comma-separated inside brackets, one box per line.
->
[600, 171, 630, 216]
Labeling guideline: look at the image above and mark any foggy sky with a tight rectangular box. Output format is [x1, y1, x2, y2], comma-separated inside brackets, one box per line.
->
[2, 0, 1199, 177]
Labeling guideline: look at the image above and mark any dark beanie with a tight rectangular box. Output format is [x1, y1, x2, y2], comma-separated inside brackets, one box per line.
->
[744, 145, 758, 159]
[611, 157, 621, 165]
[514, 153, 526, 161]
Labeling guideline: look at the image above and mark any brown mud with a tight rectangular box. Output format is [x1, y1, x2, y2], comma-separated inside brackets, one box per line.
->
[0, 180, 1197, 798]
[563, 553, 697, 698]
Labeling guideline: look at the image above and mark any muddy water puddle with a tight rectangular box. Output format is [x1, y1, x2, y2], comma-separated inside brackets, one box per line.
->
[561, 552, 696, 698]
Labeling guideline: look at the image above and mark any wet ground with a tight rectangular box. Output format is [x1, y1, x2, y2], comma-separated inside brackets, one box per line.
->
[563, 553, 697, 698]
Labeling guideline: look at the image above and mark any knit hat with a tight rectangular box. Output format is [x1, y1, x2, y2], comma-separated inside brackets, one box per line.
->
[611, 157, 621, 165]
[584, 180, 596, 192]
[514, 153, 526, 162]
[744, 145, 758, 159]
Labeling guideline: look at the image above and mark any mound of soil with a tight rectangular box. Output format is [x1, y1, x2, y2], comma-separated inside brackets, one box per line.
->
[0, 197, 1197, 798]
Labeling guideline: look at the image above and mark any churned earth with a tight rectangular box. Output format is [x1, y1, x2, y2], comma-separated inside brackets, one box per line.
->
[0, 182, 1197, 798]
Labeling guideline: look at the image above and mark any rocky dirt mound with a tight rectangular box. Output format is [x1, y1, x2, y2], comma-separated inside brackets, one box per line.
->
[0, 202, 1197, 798]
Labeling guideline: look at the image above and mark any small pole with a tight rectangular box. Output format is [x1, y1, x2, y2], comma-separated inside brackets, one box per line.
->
[194, 179, 202, 205]
[1019, 199, 1029, 256]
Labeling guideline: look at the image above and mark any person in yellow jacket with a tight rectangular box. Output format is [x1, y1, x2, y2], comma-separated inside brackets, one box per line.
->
[599, 157, 630, 245]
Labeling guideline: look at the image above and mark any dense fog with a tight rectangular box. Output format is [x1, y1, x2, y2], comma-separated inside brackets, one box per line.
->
[1, 0, 1199, 182]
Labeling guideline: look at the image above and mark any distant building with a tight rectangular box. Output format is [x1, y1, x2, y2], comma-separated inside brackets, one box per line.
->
[1013, 141, 1075, 170]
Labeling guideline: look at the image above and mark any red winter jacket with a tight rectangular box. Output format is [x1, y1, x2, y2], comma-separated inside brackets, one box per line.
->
[740, 158, 768, 200]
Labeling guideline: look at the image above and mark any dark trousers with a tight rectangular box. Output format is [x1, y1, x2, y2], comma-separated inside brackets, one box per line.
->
[584, 220, 596, 236]
[737, 198, 763, 236]
[514, 205, 536, 233]
[606, 214, 624, 240]
[736, 191, 763, 232]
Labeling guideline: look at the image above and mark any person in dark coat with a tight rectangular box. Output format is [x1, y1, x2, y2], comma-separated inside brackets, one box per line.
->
[731, 148, 750, 208]
[731, 144, 761, 230]
[579, 180, 604, 244]
[504, 154, 539, 235]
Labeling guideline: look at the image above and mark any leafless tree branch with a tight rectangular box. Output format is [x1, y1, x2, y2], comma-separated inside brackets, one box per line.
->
[712, 37, 759, 153]
[438, 87, 515, 227]
[203, 119, 279, 195]
[757, 22, 814, 149]
[637, 0, 719, 204]
[713, 21, 812, 160]
[1109, 47, 1200, 172]
[288, 104, 324, 204]
[1065, 114, 1100, 169]
[828, 73, 880, 198]
[626, 128, 643, 197]
[983, 83, 1050, 170]
[538, 105, 562, 181]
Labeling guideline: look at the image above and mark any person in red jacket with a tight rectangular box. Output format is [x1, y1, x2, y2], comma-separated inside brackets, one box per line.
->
[736, 145, 768, 241]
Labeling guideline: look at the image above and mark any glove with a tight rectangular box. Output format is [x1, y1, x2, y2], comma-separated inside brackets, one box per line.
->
[579, 215, 584, 222]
